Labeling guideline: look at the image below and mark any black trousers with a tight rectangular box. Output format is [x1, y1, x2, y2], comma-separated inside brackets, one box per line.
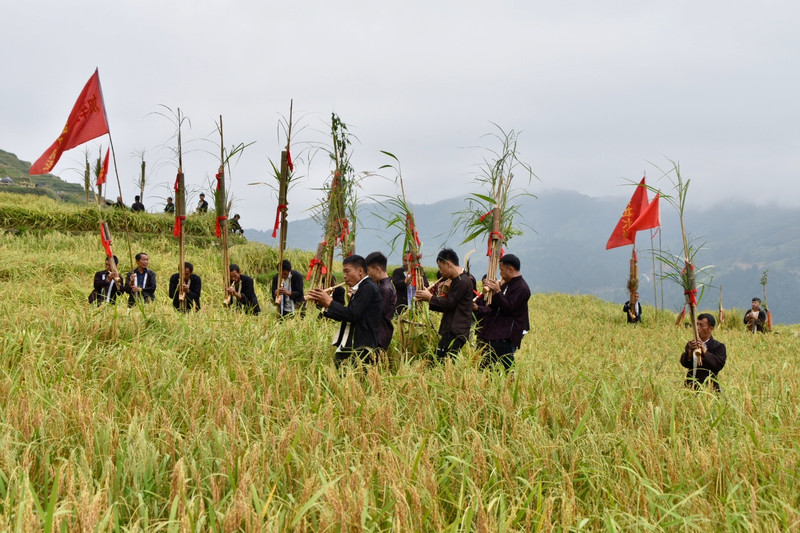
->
[478, 339, 516, 370]
[436, 332, 468, 359]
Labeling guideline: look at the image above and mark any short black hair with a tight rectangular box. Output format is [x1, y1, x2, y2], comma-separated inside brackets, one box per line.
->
[106, 255, 119, 265]
[752, 297, 761, 303]
[167, 197, 173, 201]
[365, 251, 388, 271]
[199, 193, 205, 197]
[182, 262, 194, 273]
[229, 264, 240, 273]
[342, 254, 367, 272]
[281, 259, 292, 271]
[135, 252, 148, 261]
[135, 195, 141, 201]
[234, 214, 240, 218]
[697, 313, 716, 327]
[499, 253, 521, 271]
[436, 248, 459, 266]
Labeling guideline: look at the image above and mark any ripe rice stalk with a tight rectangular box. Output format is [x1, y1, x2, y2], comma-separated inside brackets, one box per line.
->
[454, 125, 535, 304]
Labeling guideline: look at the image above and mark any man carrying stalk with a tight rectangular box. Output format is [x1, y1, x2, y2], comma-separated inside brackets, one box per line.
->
[271, 260, 304, 317]
[473, 254, 530, 370]
[679, 313, 727, 391]
[306, 255, 382, 368]
[89, 255, 123, 305]
[415, 248, 475, 360]
[227, 264, 260, 315]
[168, 262, 202, 312]
[365, 251, 397, 352]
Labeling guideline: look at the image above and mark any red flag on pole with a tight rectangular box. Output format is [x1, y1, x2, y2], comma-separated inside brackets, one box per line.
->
[96, 147, 110, 186]
[30, 69, 110, 175]
[628, 192, 660, 233]
[606, 178, 649, 250]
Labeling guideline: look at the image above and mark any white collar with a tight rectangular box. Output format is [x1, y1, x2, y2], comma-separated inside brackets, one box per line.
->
[351, 275, 368, 293]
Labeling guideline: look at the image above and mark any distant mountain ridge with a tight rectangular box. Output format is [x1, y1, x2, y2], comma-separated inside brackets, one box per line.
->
[0, 149, 85, 203]
[247, 190, 800, 324]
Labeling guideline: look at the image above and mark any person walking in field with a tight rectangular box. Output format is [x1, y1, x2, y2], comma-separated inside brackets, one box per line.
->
[227, 264, 260, 315]
[473, 254, 531, 370]
[168, 262, 202, 312]
[366, 251, 397, 353]
[89, 255, 123, 305]
[123, 252, 157, 306]
[306, 255, 382, 368]
[415, 248, 475, 360]
[680, 313, 727, 391]
[623, 292, 642, 323]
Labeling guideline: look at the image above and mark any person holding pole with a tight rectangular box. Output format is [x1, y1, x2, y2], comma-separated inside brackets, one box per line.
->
[271, 259, 305, 317]
[623, 292, 642, 323]
[415, 248, 474, 360]
[679, 313, 727, 391]
[306, 255, 382, 368]
[89, 255, 123, 305]
[473, 254, 530, 370]
[169, 262, 202, 312]
[366, 251, 397, 352]
[227, 264, 260, 315]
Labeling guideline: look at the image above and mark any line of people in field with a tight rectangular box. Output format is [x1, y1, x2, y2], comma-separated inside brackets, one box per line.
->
[89, 248, 532, 371]
[89, 248, 731, 389]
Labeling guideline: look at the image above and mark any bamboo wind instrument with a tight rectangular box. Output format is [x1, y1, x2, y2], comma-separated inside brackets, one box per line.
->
[304, 282, 346, 300]
[628, 246, 639, 321]
[100, 221, 121, 284]
[217, 115, 232, 306]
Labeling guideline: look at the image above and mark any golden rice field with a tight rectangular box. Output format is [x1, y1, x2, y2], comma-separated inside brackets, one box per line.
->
[1, 193, 799, 531]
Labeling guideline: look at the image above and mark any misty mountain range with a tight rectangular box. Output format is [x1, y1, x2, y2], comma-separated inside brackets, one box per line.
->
[246, 189, 800, 324]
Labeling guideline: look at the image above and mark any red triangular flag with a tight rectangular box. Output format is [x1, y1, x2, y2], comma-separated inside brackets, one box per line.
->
[30, 69, 110, 175]
[606, 178, 649, 250]
[628, 192, 660, 233]
[96, 148, 110, 186]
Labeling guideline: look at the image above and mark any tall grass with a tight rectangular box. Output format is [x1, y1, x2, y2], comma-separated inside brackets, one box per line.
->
[0, 225, 799, 530]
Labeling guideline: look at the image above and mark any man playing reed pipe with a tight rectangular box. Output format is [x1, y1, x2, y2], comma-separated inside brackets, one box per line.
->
[89, 255, 123, 305]
[123, 252, 157, 306]
[391, 253, 429, 314]
[168, 262, 202, 312]
[680, 313, 727, 391]
[306, 255, 382, 368]
[415, 248, 474, 360]
[623, 292, 642, 324]
[366, 251, 397, 353]
[271, 259, 304, 317]
[473, 254, 530, 370]
[227, 264, 260, 315]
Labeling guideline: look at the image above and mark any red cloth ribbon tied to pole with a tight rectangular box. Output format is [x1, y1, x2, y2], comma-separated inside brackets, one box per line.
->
[173, 173, 180, 192]
[406, 214, 421, 246]
[215, 215, 227, 238]
[306, 258, 327, 280]
[487, 231, 505, 257]
[215, 172, 222, 191]
[478, 210, 493, 223]
[684, 288, 698, 307]
[272, 204, 288, 238]
[287, 149, 294, 172]
[173, 216, 185, 237]
[100, 225, 113, 258]
[336, 218, 349, 244]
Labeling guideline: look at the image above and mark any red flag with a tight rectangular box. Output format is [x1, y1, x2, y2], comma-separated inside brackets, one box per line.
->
[606, 178, 649, 250]
[96, 148, 110, 186]
[30, 69, 110, 175]
[628, 192, 660, 233]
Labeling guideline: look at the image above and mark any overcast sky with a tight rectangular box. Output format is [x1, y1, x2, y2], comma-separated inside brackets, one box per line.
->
[3, 1, 799, 230]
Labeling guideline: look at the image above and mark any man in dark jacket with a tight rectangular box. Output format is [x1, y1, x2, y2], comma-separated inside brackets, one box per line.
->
[680, 313, 727, 391]
[307, 255, 382, 367]
[623, 292, 642, 323]
[89, 255, 123, 305]
[168, 262, 202, 312]
[227, 264, 260, 315]
[415, 248, 474, 360]
[123, 252, 157, 306]
[131, 195, 145, 212]
[391, 254, 429, 314]
[366, 251, 397, 352]
[474, 254, 530, 369]
[196, 193, 209, 214]
[743, 297, 767, 333]
[271, 259, 305, 317]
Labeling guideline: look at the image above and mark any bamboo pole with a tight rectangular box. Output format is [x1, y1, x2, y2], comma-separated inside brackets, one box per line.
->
[175, 109, 187, 309]
[217, 115, 231, 306]
[679, 213, 701, 369]
[486, 206, 502, 305]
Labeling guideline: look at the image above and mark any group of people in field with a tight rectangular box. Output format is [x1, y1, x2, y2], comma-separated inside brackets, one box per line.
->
[108, 194, 245, 235]
[89, 248, 532, 371]
[89, 245, 753, 389]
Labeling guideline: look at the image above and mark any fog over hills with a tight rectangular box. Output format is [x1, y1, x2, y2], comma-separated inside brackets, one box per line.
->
[246, 190, 800, 324]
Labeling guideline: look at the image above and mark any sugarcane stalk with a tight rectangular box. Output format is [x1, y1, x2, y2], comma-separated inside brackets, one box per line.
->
[275, 150, 290, 309]
[679, 213, 701, 370]
[486, 206, 502, 304]
[628, 245, 639, 321]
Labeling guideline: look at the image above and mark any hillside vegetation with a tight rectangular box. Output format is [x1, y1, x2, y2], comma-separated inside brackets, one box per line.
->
[1, 204, 799, 530]
[0, 149, 85, 203]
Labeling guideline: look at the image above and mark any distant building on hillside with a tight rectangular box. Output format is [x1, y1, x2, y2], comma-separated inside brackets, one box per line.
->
[0, 176, 13, 184]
